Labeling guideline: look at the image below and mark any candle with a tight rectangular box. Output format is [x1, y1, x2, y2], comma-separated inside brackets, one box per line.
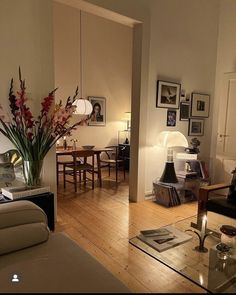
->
[63, 136, 66, 140]
[199, 273, 204, 286]
[201, 215, 207, 240]
[56, 140, 60, 146]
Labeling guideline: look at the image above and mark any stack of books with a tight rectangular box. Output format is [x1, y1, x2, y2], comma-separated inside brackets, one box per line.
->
[186, 160, 209, 179]
[153, 182, 181, 207]
[1, 186, 50, 200]
[137, 225, 192, 252]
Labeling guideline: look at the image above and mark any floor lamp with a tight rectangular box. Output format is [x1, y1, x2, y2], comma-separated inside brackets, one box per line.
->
[157, 131, 188, 183]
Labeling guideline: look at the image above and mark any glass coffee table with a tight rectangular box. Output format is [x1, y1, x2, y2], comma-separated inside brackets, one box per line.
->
[129, 212, 236, 293]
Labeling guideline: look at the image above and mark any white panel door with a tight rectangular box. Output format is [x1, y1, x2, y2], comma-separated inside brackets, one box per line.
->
[215, 72, 236, 183]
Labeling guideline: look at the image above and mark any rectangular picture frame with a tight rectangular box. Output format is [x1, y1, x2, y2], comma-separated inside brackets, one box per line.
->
[167, 109, 177, 127]
[188, 118, 204, 136]
[191, 93, 210, 118]
[179, 101, 190, 121]
[87, 96, 106, 126]
[156, 80, 181, 109]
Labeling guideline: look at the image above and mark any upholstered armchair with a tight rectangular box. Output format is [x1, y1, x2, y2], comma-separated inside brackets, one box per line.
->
[197, 183, 236, 226]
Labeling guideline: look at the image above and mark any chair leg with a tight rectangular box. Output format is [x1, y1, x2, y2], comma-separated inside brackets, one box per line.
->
[92, 169, 94, 190]
[63, 165, 66, 189]
[84, 170, 86, 186]
[74, 168, 77, 193]
[108, 164, 111, 176]
[123, 161, 126, 180]
[116, 161, 118, 183]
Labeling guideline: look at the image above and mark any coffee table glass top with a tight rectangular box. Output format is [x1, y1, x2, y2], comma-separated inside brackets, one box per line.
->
[129, 212, 236, 293]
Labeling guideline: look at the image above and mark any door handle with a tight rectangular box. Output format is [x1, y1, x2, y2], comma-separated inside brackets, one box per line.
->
[219, 134, 230, 138]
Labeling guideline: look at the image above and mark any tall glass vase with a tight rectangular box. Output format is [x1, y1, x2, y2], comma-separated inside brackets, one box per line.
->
[23, 160, 43, 187]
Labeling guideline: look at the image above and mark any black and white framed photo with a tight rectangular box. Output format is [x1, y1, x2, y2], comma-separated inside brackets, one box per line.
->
[167, 109, 177, 127]
[179, 101, 190, 121]
[88, 96, 106, 126]
[188, 118, 204, 136]
[191, 93, 210, 118]
[156, 80, 181, 109]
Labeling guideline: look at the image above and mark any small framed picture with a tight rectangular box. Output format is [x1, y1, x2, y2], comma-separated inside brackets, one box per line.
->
[167, 109, 177, 127]
[179, 101, 190, 121]
[156, 80, 181, 109]
[87, 96, 106, 126]
[191, 93, 210, 118]
[188, 118, 204, 136]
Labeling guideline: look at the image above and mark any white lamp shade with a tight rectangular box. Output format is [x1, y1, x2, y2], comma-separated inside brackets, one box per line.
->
[156, 131, 188, 148]
[73, 99, 93, 115]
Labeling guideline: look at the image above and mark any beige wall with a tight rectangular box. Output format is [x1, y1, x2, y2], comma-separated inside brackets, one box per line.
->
[84, 0, 151, 202]
[145, 0, 219, 193]
[0, 0, 56, 195]
[85, 0, 219, 196]
[211, 0, 236, 182]
[53, 2, 132, 148]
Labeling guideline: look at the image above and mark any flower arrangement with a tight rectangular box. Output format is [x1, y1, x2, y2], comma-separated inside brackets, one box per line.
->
[0, 69, 84, 186]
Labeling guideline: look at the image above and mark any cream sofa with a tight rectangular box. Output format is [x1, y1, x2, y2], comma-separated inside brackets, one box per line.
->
[0, 201, 129, 293]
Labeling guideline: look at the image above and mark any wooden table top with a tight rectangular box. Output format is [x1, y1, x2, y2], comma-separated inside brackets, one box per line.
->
[56, 147, 113, 155]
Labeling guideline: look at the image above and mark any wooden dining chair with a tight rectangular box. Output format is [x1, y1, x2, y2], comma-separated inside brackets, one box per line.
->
[57, 157, 73, 186]
[63, 150, 95, 192]
[100, 145, 125, 183]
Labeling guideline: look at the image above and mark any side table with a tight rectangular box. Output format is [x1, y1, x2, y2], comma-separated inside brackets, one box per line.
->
[0, 192, 55, 231]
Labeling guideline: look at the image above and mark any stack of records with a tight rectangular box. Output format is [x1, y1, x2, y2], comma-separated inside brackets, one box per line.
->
[153, 182, 181, 207]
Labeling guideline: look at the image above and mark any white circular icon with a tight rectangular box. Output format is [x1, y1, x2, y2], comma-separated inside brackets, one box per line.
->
[11, 274, 19, 283]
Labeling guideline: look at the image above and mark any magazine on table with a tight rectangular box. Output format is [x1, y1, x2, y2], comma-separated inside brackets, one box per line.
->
[138, 225, 192, 252]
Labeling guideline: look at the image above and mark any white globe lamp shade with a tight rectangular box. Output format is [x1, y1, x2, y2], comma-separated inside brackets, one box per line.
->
[73, 99, 93, 115]
[156, 131, 188, 148]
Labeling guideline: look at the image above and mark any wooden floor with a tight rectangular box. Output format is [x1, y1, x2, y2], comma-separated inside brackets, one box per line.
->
[56, 172, 205, 293]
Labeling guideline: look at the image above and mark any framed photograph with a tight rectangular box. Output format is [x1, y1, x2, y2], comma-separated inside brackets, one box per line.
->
[179, 101, 190, 121]
[188, 118, 204, 136]
[191, 93, 210, 117]
[167, 109, 177, 127]
[87, 96, 106, 126]
[156, 80, 181, 109]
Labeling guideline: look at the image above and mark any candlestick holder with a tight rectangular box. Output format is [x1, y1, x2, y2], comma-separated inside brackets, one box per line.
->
[185, 229, 213, 253]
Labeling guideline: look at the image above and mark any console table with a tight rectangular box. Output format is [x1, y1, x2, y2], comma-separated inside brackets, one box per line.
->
[0, 192, 55, 231]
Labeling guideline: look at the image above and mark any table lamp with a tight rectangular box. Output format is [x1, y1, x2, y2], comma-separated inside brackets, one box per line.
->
[157, 131, 188, 183]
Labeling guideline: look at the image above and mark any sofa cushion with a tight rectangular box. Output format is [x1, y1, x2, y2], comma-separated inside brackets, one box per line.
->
[0, 200, 47, 229]
[0, 233, 130, 293]
[0, 222, 49, 255]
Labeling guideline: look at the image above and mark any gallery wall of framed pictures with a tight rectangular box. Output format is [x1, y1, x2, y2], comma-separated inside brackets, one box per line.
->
[156, 79, 210, 136]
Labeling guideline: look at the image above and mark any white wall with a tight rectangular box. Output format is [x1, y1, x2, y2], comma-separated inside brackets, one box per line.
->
[0, 0, 56, 194]
[211, 0, 236, 182]
[53, 2, 132, 148]
[84, 0, 151, 202]
[85, 0, 220, 196]
[145, 0, 219, 193]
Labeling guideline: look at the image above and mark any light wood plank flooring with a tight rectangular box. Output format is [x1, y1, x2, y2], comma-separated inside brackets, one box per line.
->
[56, 173, 205, 293]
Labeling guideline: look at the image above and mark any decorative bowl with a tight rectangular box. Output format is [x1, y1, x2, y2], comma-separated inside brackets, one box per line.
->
[82, 145, 95, 150]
